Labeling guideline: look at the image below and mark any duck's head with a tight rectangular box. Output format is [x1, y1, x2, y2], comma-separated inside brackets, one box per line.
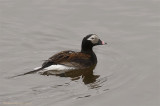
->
[81, 34, 107, 52]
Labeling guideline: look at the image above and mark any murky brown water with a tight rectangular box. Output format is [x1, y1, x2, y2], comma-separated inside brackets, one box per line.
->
[0, 0, 159, 106]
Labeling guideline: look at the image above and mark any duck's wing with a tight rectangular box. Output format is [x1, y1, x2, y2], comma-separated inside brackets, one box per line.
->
[42, 51, 92, 69]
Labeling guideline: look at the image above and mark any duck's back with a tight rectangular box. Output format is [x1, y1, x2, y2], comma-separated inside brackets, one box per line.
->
[42, 50, 97, 69]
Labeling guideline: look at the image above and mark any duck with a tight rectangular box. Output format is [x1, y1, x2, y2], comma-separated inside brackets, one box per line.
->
[39, 34, 106, 71]
[11, 34, 106, 78]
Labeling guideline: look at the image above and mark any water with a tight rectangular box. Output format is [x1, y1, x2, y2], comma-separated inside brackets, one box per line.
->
[0, 0, 159, 106]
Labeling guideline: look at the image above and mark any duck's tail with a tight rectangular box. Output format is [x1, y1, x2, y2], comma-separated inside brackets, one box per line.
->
[8, 67, 43, 79]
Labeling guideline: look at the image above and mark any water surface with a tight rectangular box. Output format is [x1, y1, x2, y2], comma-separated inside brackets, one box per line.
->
[0, 0, 159, 106]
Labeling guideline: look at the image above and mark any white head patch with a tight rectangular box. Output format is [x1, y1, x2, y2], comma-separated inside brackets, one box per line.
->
[87, 34, 99, 44]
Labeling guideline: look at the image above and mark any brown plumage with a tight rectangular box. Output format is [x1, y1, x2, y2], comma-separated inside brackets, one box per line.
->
[42, 50, 93, 69]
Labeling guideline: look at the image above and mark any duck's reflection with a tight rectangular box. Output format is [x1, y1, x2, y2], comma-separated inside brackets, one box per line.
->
[40, 65, 99, 84]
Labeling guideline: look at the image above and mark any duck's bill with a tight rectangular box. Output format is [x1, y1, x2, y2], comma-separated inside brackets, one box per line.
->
[98, 39, 107, 45]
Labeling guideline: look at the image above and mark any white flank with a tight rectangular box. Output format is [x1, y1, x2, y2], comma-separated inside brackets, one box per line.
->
[34, 65, 75, 71]
[44, 65, 75, 71]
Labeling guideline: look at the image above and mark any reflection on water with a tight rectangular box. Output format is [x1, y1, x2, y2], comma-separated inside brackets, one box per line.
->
[40, 65, 100, 84]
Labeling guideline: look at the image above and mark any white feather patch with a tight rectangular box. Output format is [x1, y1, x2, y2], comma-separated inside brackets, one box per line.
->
[44, 65, 75, 71]
[34, 65, 75, 71]
[87, 34, 99, 44]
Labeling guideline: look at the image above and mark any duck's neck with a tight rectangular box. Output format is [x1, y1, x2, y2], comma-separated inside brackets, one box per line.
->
[81, 44, 97, 64]
[81, 44, 93, 53]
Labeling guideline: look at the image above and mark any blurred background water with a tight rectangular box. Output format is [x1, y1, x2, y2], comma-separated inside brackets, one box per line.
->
[0, 0, 159, 106]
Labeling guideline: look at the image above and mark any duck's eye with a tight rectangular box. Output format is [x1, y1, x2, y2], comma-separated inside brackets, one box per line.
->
[91, 37, 95, 40]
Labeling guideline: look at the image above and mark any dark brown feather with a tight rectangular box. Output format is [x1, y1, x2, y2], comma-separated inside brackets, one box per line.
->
[42, 50, 93, 69]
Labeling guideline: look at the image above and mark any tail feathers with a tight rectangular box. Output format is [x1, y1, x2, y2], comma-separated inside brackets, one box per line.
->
[8, 67, 43, 79]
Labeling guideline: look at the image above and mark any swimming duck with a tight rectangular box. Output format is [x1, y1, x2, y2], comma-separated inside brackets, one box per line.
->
[39, 34, 106, 71]
[12, 34, 106, 77]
